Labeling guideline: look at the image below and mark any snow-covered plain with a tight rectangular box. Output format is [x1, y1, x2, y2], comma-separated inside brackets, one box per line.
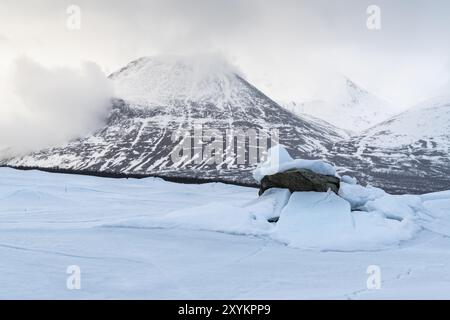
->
[1, 167, 450, 299]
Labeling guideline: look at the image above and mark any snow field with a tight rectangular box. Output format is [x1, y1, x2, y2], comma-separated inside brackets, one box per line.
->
[1, 167, 450, 298]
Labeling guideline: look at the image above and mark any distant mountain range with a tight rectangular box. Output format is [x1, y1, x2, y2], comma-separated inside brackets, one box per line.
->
[331, 90, 450, 194]
[2, 55, 449, 194]
[282, 75, 400, 133]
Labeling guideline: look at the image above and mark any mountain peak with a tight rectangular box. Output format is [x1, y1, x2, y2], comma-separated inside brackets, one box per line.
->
[282, 74, 398, 133]
[343, 77, 369, 95]
[110, 54, 243, 108]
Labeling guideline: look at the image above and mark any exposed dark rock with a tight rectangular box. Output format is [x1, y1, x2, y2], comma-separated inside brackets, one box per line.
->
[259, 169, 340, 196]
[267, 217, 280, 223]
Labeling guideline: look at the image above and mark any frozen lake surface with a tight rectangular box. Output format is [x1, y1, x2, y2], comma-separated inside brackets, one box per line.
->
[1, 168, 450, 299]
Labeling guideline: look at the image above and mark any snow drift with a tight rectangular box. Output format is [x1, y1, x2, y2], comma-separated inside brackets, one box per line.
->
[103, 146, 430, 251]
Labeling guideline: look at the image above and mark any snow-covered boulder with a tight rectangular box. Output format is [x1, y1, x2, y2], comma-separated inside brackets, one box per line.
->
[259, 168, 340, 195]
[253, 145, 337, 183]
[246, 144, 430, 250]
[254, 145, 340, 195]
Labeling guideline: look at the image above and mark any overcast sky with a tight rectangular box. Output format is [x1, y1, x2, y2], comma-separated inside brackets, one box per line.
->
[1, 0, 449, 107]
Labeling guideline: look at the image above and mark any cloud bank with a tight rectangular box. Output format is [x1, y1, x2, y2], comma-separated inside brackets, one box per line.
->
[1, 0, 450, 108]
[0, 57, 113, 158]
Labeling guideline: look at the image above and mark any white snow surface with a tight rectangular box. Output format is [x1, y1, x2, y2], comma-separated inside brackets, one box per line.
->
[253, 145, 337, 182]
[2, 167, 450, 299]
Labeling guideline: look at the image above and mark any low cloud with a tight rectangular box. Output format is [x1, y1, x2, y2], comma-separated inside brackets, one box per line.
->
[1, 0, 450, 107]
[0, 57, 114, 158]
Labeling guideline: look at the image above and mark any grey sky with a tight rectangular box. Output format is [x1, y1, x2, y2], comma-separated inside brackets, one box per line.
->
[0, 0, 449, 107]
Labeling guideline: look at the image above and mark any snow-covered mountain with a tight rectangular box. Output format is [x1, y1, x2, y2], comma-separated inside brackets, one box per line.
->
[283, 76, 399, 133]
[332, 92, 450, 194]
[3, 56, 450, 194]
[4, 55, 348, 182]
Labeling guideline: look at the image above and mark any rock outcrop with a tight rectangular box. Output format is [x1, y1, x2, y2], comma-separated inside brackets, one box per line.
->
[259, 169, 340, 196]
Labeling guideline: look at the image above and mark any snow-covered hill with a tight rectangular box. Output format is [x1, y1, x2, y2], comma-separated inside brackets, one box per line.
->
[283, 76, 399, 133]
[332, 92, 450, 194]
[4, 55, 348, 182]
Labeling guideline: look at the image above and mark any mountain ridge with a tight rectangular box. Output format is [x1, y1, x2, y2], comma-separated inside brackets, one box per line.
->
[282, 75, 400, 133]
